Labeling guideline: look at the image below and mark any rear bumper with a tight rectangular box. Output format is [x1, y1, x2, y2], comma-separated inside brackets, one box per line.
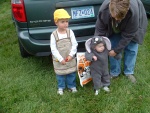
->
[17, 28, 91, 56]
[18, 29, 50, 56]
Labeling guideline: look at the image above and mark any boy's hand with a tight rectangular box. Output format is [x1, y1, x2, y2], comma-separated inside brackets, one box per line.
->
[65, 55, 72, 62]
[92, 56, 97, 61]
[61, 60, 66, 65]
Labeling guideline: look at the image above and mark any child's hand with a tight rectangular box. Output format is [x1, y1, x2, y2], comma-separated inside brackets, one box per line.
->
[61, 60, 66, 65]
[92, 56, 97, 61]
[65, 55, 72, 62]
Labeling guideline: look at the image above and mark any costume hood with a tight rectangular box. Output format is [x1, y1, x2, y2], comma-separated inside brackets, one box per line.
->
[85, 36, 111, 53]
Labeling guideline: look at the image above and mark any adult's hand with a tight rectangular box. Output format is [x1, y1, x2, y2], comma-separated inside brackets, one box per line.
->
[109, 50, 117, 57]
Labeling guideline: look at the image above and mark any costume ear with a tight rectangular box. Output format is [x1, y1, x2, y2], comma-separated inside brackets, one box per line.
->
[102, 36, 111, 50]
[85, 38, 92, 53]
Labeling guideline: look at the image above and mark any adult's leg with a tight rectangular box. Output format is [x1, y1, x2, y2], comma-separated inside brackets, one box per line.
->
[109, 34, 122, 76]
[124, 41, 138, 75]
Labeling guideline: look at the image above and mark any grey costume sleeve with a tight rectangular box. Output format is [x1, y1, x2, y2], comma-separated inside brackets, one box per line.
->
[85, 52, 94, 61]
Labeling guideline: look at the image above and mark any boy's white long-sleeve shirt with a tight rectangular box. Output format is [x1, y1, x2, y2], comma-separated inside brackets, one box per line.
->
[50, 29, 78, 62]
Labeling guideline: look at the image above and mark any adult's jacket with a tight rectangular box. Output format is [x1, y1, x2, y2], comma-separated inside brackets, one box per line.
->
[94, 0, 148, 53]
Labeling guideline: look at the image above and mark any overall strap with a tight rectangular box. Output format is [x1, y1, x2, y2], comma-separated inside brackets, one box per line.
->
[66, 28, 70, 38]
[52, 29, 71, 49]
[52, 30, 59, 42]
[53, 29, 70, 42]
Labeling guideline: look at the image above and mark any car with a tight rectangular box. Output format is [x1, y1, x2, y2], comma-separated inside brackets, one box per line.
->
[11, 0, 149, 58]
[11, 0, 105, 57]
[141, 0, 150, 14]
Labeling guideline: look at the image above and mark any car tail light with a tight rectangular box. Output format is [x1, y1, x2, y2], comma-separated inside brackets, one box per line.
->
[11, 0, 27, 22]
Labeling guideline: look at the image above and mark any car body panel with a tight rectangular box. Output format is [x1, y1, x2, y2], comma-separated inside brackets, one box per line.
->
[24, 0, 103, 40]
[141, 0, 150, 14]
[12, 0, 104, 56]
[11, 0, 150, 57]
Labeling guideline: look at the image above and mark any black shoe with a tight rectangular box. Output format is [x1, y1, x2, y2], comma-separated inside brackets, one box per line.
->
[126, 74, 136, 83]
[110, 75, 118, 79]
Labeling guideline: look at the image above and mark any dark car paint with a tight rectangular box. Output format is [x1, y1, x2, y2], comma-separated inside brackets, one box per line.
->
[11, 0, 150, 57]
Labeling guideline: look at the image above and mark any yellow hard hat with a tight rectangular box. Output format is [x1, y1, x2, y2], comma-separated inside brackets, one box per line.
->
[54, 9, 71, 23]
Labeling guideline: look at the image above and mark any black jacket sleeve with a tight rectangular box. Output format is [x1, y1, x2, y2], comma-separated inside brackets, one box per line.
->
[114, 10, 139, 53]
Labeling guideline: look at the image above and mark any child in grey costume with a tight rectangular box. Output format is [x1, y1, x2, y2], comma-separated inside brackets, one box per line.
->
[85, 36, 111, 95]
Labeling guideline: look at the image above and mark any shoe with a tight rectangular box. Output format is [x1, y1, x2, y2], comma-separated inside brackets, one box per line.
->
[69, 87, 77, 93]
[95, 89, 100, 95]
[126, 74, 136, 83]
[57, 88, 63, 95]
[110, 75, 118, 79]
[103, 86, 110, 92]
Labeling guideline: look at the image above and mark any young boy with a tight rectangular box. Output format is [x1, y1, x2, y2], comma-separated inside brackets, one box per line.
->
[50, 9, 78, 95]
[85, 36, 111, 95]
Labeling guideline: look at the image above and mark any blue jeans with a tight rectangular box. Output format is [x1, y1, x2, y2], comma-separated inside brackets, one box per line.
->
[56, 72, 76, 89]
[109, 34, 138, 76]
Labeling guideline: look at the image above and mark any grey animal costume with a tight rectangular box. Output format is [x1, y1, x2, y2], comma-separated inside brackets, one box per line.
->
[85, 36, 111, 90]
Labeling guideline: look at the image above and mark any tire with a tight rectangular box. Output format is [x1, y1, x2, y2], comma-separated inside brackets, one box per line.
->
[18, 40, 31, 58]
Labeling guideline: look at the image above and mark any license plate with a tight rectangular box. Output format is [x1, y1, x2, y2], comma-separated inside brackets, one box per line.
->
[71, 6, 95, 19]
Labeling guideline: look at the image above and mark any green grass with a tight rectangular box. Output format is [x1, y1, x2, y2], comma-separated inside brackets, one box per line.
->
[0, 1, 150, 113]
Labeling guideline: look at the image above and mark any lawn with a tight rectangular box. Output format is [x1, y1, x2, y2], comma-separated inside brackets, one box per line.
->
[0, 1, 150, 113]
